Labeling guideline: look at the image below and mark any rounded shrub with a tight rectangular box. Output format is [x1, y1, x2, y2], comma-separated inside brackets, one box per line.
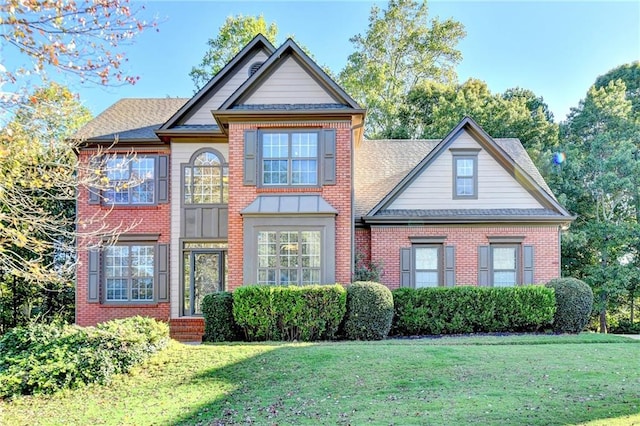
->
[343, 281, 394, 340]
[545, 277, 593, 333]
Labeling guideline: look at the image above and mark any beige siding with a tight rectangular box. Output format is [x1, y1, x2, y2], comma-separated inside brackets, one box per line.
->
[170, 142, 229, 319]
[243, 56, 337, 104]
[184, 50, 270, 125]
[389, 130, 544, 210]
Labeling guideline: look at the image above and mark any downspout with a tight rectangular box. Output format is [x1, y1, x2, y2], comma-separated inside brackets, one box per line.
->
[350, 119, 365, 283]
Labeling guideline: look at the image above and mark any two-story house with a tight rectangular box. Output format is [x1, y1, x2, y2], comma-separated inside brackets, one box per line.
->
[74, 35, 573, 341]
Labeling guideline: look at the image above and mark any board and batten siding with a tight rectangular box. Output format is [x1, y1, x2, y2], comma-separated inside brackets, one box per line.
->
[184, 50, 270, 125]
[170, 142, 229, 319]
[388, 130, 544, 210]
[243, 56, 337, 105]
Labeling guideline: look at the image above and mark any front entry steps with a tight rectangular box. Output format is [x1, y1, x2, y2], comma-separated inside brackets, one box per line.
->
[169, 318, 205, 343]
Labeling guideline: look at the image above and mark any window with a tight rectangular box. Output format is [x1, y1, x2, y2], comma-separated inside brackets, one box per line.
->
[262, 132, 318, 186]
[104, 244, 155, 302]
[491, 245, 518, 287]
[414, 246, 441, 287]
[452, 150, 479, 199]
[257, 230, 321, 285]
[184, 150, 228, 204]
[103, 155, 155, 205]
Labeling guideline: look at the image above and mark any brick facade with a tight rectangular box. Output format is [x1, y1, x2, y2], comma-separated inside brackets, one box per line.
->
[75, 149, 171, 326]
[357, 224, 560, 290]
[227, 121, 353, 290]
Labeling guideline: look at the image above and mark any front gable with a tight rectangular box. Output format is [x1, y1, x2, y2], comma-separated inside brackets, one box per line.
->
[219, 39, 361, 111]
[388, 129, 543, 210]
[366, 117, 572, 222]
[159, 35, 276, 129]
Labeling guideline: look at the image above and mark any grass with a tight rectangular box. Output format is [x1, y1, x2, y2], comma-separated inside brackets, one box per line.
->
[1, 334, 639, 425]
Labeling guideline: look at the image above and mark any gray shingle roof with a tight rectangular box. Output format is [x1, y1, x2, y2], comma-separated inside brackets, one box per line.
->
[73, 98, 189, 141]
[354, 138, 558, 218]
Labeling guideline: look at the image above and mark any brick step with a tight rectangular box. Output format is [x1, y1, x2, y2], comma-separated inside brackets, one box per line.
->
[171, 333, 203, 343]
[169, 318, 205, 342]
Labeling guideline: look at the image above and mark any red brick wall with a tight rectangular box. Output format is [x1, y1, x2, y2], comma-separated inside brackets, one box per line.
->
[354, 227, 371, 265]
[227, 121, 353, 290]
[76, 149, 171, 326]
[367, 224, 560, 289]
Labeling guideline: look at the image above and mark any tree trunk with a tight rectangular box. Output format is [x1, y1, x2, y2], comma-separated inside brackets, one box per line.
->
[599, 292, 608, 333]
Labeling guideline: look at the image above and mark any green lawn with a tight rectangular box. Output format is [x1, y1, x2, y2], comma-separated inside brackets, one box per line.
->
[1, 334, 639, 425]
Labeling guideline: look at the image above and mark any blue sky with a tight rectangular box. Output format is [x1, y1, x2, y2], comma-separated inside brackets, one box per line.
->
[22, 0, 640, 123]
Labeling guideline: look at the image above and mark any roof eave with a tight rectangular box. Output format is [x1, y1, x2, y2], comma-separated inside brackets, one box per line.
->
[361, 215, 576, 225]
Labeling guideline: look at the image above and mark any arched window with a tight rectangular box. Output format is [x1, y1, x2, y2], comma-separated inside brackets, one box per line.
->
[184, 150, 228, 204]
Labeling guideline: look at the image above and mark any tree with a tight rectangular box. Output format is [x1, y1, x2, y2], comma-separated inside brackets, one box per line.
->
[0, 83, 92, 330]
[189, 14, 278, 91]
[0, 0, 157, 88]
[558, 79, 640, 332]
[396, 79, 559, 173]
[339, 0, 466, 138]
[594, 62, 640, 115]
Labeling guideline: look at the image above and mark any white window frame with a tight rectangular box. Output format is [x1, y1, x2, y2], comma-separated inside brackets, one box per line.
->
[490, 244, 520, 287]
[413, 245, 443, 288]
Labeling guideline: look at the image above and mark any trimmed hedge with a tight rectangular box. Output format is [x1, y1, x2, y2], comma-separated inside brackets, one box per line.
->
[202, 292, 241, 342]
[0, 316, 169, 398]
[232, 285, 346, 342]
[545, 278, 593, 333]
[391, 286, 555, 336]
[343, 281, 394, 340]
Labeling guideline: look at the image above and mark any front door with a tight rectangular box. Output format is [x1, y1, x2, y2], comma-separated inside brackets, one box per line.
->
[184, 250, 224, 316]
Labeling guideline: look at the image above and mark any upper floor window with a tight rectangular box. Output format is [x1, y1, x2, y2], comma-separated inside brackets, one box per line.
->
[104, 155, 155, 205]
[452, 150, 479, 199]
[262, 132, 318, 186]
[184, 150, 228, 204]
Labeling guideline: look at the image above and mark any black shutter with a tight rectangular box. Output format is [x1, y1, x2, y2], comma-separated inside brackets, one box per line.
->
[88, 249, 100, 302]
[244, 130, 258, 186]
[478, 245, 490, 287]
[444, 246, 455, 287]
[523, 245, 534, 285]
[157, 244, 169, 302]
[321, 129, 336, 185]
[157, 155, 169, 204]
[400, 248, 412, 288]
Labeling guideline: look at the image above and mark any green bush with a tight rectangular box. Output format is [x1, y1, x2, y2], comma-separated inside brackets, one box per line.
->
[391, 286, 555, 336]
[0, 316, 169, 398]
[202, 292, 241, 342]
[233, 285, 347, 342]
[609, 319, 640, 334]
[343, 281, 394, 340]
[546, 278, 593, 333]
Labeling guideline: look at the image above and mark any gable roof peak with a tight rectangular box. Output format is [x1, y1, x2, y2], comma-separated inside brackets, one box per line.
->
[160, 33, 276, 130]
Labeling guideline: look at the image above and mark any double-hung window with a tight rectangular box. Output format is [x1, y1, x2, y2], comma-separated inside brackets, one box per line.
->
[451, 150, 479, 199]
[262, 131, 318, 186]
[104, 244, 155, 302]
[414, 245, 441, 287]
[257, 230, 321, 285]
[104, 155, 155, 204]
[491, 245, 518, 287]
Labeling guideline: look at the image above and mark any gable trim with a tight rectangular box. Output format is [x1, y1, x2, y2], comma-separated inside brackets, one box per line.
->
[366, 117, 572, 218]
[218, 38, 362, 111]
[159, 34, 276, 130]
